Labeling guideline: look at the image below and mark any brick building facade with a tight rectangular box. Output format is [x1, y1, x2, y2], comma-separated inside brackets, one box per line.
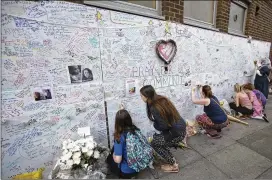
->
[161, 0, 272, 59]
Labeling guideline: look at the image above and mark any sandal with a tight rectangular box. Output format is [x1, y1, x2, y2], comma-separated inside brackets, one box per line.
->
[161, 164, 179, 173]
[207, 133, 222, 139]
[205, 130, 222, 139]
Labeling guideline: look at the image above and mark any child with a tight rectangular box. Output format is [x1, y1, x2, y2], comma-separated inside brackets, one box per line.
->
[243, 83, 266, 109]
[113, 109, 139, 179]
[243, 84, 268, 122]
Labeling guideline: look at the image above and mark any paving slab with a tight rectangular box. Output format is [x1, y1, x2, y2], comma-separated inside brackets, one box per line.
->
[137, 168, 155, 179]
[222, 119, 270, 140]
[153, 147, 202, 178]
[207, 143, 272, 179]
[237, 125, 272, 160]
[187, 133, 236, 157]
[164, 158, 229, 179]
[257, 167, 272, 179]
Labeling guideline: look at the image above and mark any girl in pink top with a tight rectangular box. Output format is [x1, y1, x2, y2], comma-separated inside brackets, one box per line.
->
[243, 84, 268, 122]
[245, 90, 263, 117]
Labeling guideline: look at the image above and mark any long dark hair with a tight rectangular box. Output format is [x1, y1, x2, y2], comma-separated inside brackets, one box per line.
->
[202, 85, 213, 98]
[82, 68, 93, 80]
[114, 109, 138, 141]
[140, 85, 181, 126]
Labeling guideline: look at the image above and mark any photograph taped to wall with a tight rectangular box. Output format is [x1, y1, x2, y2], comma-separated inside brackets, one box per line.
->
[68, 65, 82, 83]
[81, 66, 94, 82]
[32, 86, 53, 102]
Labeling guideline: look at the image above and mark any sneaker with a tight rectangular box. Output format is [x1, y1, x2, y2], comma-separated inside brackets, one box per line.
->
[251, 115, 263, 120]
[263, 116, 269, 123]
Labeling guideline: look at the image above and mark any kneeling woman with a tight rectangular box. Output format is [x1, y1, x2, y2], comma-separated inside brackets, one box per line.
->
[229, 84, 253, 118]
[243, 84, 268, 122]
[140, 85, 186, 173]
[192, 85, 228, 138]
[113, 109, 139, 179]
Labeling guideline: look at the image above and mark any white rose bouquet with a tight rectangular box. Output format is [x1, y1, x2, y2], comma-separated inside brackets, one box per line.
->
[49, 136, 109, 179]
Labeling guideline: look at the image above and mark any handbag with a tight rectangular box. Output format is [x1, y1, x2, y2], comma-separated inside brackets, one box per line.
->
[106, 147, 120, 176]
[211, 98, 249, 125]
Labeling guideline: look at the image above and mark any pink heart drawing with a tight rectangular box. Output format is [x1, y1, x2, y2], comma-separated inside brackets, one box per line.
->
[156, 39, 177, 64]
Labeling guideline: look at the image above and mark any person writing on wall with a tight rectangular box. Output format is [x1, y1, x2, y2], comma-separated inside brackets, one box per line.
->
[191, 85, 228, 138]
[140, 85, 186, 173]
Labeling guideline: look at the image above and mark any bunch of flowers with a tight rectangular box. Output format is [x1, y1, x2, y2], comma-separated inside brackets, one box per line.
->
[50, 136, 109, 179]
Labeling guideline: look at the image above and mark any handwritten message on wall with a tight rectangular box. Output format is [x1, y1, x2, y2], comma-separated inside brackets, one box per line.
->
[1, 1, 271, 179]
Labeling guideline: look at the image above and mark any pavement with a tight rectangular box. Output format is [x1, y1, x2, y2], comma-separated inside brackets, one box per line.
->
[137, 95, 272, 179]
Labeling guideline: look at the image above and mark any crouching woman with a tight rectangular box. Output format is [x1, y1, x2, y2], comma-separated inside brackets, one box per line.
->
[192, 85, 228, 138]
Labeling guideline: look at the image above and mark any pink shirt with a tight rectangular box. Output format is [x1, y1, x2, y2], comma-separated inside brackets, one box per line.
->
[239, 92, 252, 109]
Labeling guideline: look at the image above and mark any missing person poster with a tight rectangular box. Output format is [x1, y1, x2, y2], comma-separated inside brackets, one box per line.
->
[125, 79, 139, 97]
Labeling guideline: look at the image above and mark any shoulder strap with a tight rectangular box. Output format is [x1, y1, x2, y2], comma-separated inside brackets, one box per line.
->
[211, 98, 227, 116]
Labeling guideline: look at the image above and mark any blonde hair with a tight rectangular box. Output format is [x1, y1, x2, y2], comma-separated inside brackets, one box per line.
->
[234, 83, 242, 93]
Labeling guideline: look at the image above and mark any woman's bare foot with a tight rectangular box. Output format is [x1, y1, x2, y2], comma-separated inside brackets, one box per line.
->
[161, 163, 179, 172]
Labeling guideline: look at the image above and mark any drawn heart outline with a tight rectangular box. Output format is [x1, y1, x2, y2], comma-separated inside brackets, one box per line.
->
[156, 39, 177, 65]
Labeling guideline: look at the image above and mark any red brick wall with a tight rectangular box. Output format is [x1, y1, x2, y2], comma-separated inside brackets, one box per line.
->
[245, 0, 272, 42]
[162, 0, 184, 23]
[245, 0, 272, 61]
[216, 0, 231, 33]
[162, 0, 272, 59]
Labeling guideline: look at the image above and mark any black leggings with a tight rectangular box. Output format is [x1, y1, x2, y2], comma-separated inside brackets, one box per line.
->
[229, 102, 253, 115]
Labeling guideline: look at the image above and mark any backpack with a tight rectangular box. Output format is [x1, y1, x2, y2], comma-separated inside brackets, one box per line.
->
[125, 130, 154, 172]
[253, 89, 266, 107]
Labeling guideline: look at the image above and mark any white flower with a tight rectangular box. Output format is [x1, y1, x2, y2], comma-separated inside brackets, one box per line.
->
[62, 140, 68, 147]
[61, 151, 72, 161]
[84, 164, 88, 169]
[93, 150, 100, 159]
[86, 142, 95, 150]
[59, 163, 71, 170]
[71, 145, 80, 152]
[72, 152, 81, 160]
[62, 149, 69, 156]
[75, 139, 85, 145]
[62, 144, 68, 150]
[73, 158, 81, 165]
[82, 147, 88, 153]
[86, 150, 93, 157]
[67, 142, 75, 150]
[66, 159, 74, 166]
